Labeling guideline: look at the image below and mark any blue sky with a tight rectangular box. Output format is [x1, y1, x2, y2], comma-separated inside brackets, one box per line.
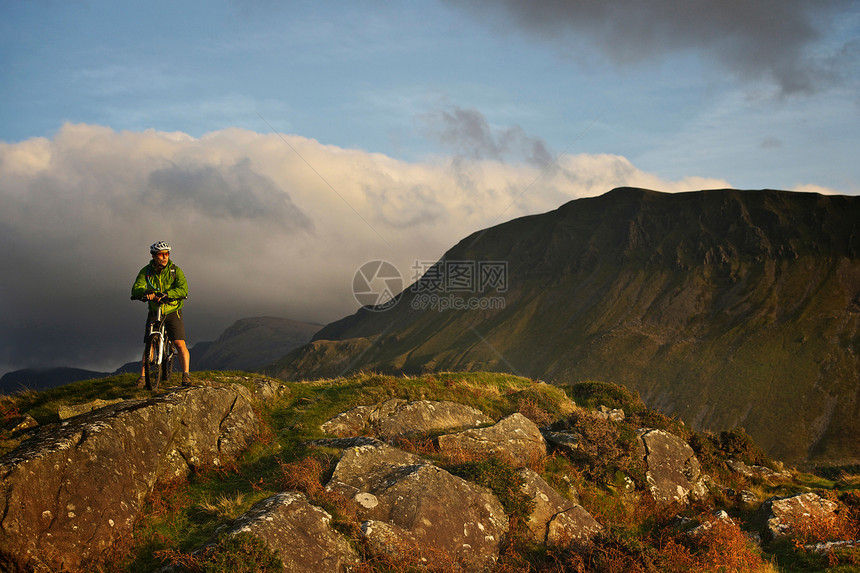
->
[1, 0, 859, 375]
[4, 0, 858, 190]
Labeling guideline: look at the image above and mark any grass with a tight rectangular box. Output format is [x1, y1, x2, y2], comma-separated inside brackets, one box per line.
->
[2, 374, 859, 572]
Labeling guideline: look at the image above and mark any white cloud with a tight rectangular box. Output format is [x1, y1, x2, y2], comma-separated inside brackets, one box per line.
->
[0, 122, 730, 374]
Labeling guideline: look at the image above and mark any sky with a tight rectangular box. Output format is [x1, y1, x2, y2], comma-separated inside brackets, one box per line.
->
[1, 0, 859, 377]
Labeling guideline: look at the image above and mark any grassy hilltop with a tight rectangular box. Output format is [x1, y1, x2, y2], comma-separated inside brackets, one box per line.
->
[2, 371, 859, 572]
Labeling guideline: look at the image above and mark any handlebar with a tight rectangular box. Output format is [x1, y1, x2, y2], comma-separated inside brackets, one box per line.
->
[131, 293, 187, 303]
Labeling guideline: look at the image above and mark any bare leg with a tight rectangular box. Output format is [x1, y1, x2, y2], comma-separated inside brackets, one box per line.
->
[173, 339, 190, 373]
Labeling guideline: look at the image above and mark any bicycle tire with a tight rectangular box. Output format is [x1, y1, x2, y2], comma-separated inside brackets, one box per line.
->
[162, 341, 175, 384]
[144, 333, 163, 391]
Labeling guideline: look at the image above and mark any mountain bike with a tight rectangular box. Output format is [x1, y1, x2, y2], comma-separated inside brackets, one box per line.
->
[132, 294, 185, 391]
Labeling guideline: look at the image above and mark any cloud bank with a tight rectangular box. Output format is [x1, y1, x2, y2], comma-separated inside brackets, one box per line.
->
[0, 122, 731, 375]
[446, 0, 857, 95]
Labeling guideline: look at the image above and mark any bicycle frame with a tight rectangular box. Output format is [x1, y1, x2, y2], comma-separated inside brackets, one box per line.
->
[133, 294, 183, 391]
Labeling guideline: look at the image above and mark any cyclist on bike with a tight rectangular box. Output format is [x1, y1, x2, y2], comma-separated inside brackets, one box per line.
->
[131, 241, 191, 387]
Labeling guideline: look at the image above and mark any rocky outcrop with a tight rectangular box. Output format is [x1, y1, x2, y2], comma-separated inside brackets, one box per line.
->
[326, 439, 509, 569]
[437, 412, 547, 466]
[726, 458, 792, 481]
[215, 491, 360, 572]
[517, 468, 603, 544]
[321, 398, 493, 438]
[0, 384, 259, 573]
[759, 492, 840, 540]
[637, 428, 709, 505]
[57, 398, 124, 420]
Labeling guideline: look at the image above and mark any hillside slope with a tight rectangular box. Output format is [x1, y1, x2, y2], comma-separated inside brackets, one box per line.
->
[194, 316, 322, 371]
[267, 188, 860, 466]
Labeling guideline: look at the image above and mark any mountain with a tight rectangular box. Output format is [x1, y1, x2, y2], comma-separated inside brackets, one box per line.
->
[0, 317, 321, 394]
[193, 316, 322, 371]
[0, 367, 112, 394]
[266, 187, 860, 467]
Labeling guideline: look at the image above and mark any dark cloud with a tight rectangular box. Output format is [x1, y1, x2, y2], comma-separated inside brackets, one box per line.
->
[445, 0, 856, 95]
[419, 106, 553, 167]
[147, 158, 313, 228]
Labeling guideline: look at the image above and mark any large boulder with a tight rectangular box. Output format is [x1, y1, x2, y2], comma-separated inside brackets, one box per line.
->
[517, 468, 603, 545]
[637, 428, 707, 505]
[0, 384, 259, 573]
[57, 398, 124, 420]
[321, 398, 493, 438]
[759, 492, 840, 540]
[437, 412, 547, 466]
[215, 491, 360, 572]
[326, 441, 509, 570]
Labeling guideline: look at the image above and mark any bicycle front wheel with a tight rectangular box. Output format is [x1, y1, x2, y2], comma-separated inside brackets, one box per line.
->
[162, 342, 175, 384]
[144, 333, 163, 391]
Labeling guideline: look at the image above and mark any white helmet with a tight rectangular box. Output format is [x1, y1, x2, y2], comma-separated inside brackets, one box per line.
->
[150, 241, 171, 253]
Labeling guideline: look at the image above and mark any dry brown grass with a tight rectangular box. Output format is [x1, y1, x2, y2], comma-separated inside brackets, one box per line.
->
[274, 455, 360, 533]
[142, 477, 191, 519]
[517, 396, 554, 427]
[196, 491, 247, 520]
[837, 471, 860, 488]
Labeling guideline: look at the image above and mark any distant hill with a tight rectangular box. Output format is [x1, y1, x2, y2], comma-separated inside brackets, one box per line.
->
[192, 316, 322, 372]
[265, 187, 860, 467]
[1, 317, 321, 394]
[0, 367, 111, 394]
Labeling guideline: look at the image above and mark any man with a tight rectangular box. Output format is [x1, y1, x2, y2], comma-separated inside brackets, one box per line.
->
[131, 241, 191, 387]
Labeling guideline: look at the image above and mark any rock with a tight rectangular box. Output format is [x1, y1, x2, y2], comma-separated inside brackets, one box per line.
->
[326, 440, 427, 496]
[244, 377, 289, 402]
[686, 509, 736, 540]
[637, 428, 707, 505]
[6, 413, 38, 433]
[803, 540, 860, 554]
[326, 441, 509, 570]
[215, 491, 360, 573]
[360, 519, 425, 563]
[596, 405, 625, 422]
[759, 492, 839, 540]
[727, 458, 792, 481]
[321, 398, 493, 438]
[725, 487, 759, 506]
[517, 468, 602, 545]
[0, 384, 259, 573]
[57, 398, 124, 420]
[437, 412, 547, 466]
[541, 429, 583, 456]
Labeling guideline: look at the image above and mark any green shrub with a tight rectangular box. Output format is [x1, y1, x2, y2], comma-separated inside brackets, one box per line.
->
[565, 381, 644, 413]
[448, 458, 534, 522]
[553, 410, 645, 485]
[200, 533, 283, 573]
[718, 427, 769, 466]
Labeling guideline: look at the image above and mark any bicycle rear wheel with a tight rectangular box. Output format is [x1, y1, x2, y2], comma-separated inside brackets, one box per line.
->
[144, 333, 163, 391]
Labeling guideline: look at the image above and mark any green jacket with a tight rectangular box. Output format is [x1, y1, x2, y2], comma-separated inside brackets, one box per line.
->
[131, 260, 188, 315]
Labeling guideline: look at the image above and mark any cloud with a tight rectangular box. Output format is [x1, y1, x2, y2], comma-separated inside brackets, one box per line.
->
[146, 159, 312, 227]
[444, 0, 857, 95]
[0, 122, 729, 376]
[418, 106, 553, 167]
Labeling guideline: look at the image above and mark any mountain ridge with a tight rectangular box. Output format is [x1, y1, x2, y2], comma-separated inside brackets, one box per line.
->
[267, 187, 860, 467]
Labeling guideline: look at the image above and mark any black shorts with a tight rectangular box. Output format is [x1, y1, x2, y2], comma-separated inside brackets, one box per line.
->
[143, 309, 186, 343]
